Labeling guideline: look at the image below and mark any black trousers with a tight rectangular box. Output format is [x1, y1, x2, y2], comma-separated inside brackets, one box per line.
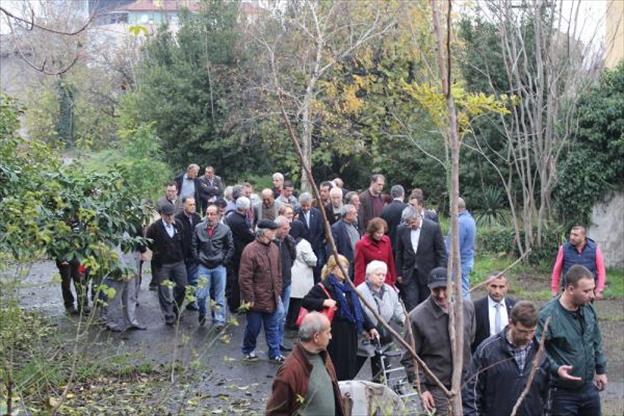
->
[154, 261, 187, 323]
[399, 276, 430, 313]
[226, 259, 242, 313]
[56, 259, 87, 310]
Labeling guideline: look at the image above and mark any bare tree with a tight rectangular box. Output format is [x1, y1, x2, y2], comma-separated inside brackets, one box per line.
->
[463, 0, 605, 255]
[1, 0, 96, 75]
[429, 0, 465, 413]
[251, 0, 396, 191]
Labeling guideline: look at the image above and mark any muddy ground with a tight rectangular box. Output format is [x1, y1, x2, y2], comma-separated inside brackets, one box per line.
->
[11, 261, 624, 415]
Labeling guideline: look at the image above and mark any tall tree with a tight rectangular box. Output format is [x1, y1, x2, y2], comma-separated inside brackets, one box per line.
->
[252, 0, 396, 191]
[457, 0, 604, 255]
[129, 0, 266, 174]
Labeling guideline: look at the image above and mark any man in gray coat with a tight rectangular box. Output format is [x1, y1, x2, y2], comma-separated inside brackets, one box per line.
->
[193, 204, 234, 328]
[401, 267, 475, 415]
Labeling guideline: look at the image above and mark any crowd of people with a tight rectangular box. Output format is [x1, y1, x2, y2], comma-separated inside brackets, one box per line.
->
[55, 164, 610, 416]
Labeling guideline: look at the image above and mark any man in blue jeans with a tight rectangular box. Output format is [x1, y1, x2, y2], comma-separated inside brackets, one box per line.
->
[192, 204, 234, 329]
[538, 264, 608, 416]
[445, 197, 476, 299]
[239, 219, 284, 363]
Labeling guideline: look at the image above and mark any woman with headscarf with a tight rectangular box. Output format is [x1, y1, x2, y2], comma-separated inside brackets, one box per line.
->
[302, 254, 379, 380]
[355, 260, 405, 381]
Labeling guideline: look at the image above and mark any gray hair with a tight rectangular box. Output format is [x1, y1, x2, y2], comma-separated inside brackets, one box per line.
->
[236, 196, 251, 211]
[299, 192, 313, 204]
[329, 187, 343, 198]
[458, 197, 466, 210]
[231, 185, 244, 200]
[401, 205, 421, 223]
[224, 186, 233, 201]
[275, 215, 289, 226]
[366, 260, 388, 278]
[298, 311, 328, 342]
[390, 185, 405, 199]
[342, 204, 356, 218]
[255, 227, 272, 239]
[272, 172, 284, 181]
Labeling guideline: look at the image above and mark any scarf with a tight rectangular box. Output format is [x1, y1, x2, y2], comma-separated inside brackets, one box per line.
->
[326, 274, 365, 332]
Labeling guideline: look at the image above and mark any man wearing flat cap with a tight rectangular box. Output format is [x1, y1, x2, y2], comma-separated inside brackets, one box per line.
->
[239, 219, 285, 362]
[145, 202, 188, 325]
[400, 267, 475, 416]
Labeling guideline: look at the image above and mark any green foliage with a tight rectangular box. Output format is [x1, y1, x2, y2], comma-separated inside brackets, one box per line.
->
[86, 121, 171, 201]
[472, 187, 510, 227]
[554, 63, 624, 225]
[126, 0, 268, 176]
[476, 223, 564, 267]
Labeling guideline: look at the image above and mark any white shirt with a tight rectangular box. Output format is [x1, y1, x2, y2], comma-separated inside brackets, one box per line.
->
[410, 227, 421, 254]
[303, 210, 311, 228]
[162, 219, 175, 238]
[488, 296, 509, 336]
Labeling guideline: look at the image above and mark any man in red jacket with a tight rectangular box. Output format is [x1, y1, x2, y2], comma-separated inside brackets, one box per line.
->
[266, 312, 345, 416]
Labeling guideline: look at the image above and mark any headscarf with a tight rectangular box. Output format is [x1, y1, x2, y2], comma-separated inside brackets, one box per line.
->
[326, 273, 365, 332]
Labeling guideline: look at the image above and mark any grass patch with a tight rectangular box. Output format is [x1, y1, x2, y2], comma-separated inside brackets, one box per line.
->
[604, 268, 624, 298]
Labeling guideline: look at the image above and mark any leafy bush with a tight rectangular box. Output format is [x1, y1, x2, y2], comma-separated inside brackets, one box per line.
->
[472, 187, 510, 227]
[85, 122, 172, 201]
[477, 223, 565, 267]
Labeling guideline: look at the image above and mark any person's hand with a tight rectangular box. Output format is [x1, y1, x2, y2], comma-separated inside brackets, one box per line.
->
[420, 391, 435, 412]
[595, 373, 608, 391]
[61, 261, 69, 266]
[595, 291, 604, 300]
[557, 365, 582, 382]
[368, 328, 380, 341]
[323, 299, 337, 308]
[396, 276, 403, 284]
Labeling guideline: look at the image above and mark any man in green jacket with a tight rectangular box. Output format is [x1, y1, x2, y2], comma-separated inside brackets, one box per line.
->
[537, 264, 607, 415]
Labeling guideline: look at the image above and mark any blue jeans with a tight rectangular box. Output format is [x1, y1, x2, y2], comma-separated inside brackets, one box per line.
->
[550, 383, 601, 416]
[196, 264, 226, 325]
[242, 309, 281, 359]
[278, 284, 291, 345]
[185, 259, 198, 288]
[461, 261, 473, 299]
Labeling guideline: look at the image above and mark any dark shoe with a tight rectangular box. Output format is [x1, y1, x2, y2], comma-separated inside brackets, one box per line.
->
[78, 306, 91, 315]
[243, 352, 258, 362]
[198, 314, 206, 326]
[165, 319, 175, 326]
[280, 344, 292, 353]
[186, 303, 199, 311]
[214, 324, 225, 332]
[149, 284, 158, 291]
[269, 355, 286, 363]
[65, 306, 79, 316]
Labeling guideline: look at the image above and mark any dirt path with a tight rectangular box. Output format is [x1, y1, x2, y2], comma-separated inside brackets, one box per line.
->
[14, 261, 624, 415]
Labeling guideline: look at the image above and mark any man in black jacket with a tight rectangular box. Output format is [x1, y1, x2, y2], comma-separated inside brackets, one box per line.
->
[175, 164, 200, 203]
[275, 216, 297, 352]
[380, 184, 407, 249]
[224, 196, 255, 313]
[145, 203, 188, 325]
[463, 301, 548, 416]
[175, 197, 202, 311]
[193, 203, 234, 328]
[395, 206, 446, 311]
[197, 166, 225, 214]
[296, 192, 325, 282]
[329, 204, 359, 278]
[472, 272, 516, 352]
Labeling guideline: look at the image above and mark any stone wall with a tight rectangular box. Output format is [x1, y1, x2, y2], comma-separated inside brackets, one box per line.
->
[588, 191, 624, 268]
